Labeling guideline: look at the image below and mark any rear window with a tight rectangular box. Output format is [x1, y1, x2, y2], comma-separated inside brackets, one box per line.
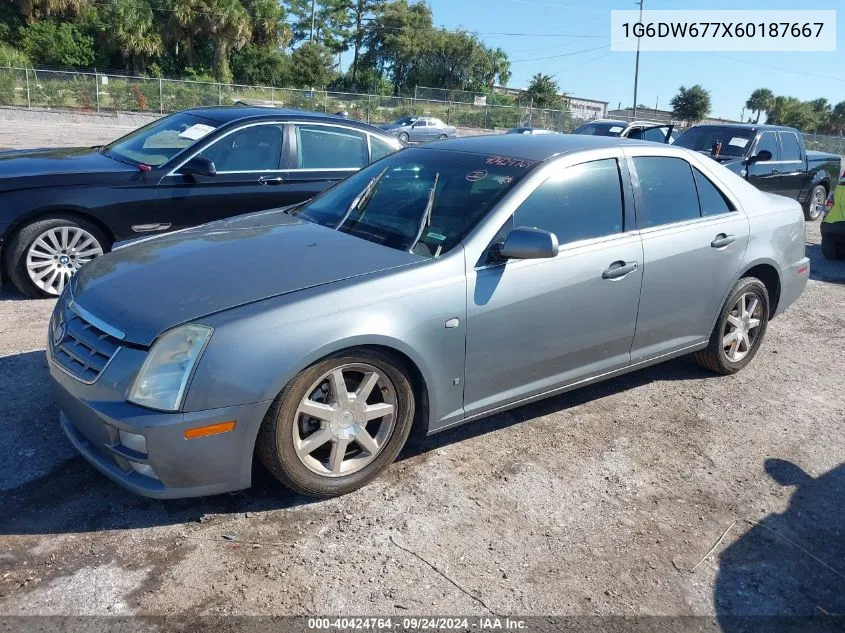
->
[572, 122, 624, 137]
[674, 126, 756, 157]
[693, 167, 734, 216]
[779, 132, 802, 161]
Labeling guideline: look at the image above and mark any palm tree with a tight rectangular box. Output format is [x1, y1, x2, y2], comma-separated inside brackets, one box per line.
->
[486, 47, 511, 88]
[99, 0, 163, 71]
[14, 0, 89, 23]
[746, 88, 774, 124]
[161, 0, 201, 67]
[200, 0, 252, 83]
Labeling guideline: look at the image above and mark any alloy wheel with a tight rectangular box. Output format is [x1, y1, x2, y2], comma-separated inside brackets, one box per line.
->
[809, 187, 826, 220]
[722, 292, 764, 362]
[25, 226, 104, 296]
[292, 363, 397, 477]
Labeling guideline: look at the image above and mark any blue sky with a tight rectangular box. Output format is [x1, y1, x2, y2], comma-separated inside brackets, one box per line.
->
[425, 0, 843, 120]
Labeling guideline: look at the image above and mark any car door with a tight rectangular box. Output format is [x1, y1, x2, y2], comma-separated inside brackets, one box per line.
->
[410, 119, 430, 142]
[155, 121, 288, 230]
[625, 150, 750, 362]
[777, 130, 806, 201]
[464, 155, 643, 416]
[746, 130, 781, 194]
[276, 122, 371, 202]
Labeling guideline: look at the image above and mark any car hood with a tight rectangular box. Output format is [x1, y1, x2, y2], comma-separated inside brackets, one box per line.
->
[0, 146, 134, 191]
[71, 209, 424, 346]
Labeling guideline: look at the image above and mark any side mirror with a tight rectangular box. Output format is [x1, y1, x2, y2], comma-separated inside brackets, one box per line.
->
[746, 149, 772, 165]
[493, 227, 559, 261]
[180, 156, 216, 178]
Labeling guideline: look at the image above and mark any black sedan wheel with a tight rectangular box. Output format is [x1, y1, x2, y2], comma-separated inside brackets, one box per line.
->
[257, 349, 415, 497]
[5, 215, 109, 298]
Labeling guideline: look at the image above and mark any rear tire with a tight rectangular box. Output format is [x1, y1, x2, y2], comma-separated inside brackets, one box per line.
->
[693, 277, 770, 375]
[822, 238, 841, 260]
[804, 184, 827, 221]
[438, 134, 448, 140]
[4, 215, 110, 298]
[256, 349, 415, 497]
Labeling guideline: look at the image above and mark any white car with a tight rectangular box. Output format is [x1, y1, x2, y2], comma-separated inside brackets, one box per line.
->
[573, 119, 675, 144]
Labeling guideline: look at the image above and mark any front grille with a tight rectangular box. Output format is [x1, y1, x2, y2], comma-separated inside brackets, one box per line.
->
[52, 309, 122, 383]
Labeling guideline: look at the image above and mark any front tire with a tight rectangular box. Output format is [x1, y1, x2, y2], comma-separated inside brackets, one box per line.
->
[398, 132, 409, 143]
[438, 134, 448, 140]
[804, 184, 827, 221]
[256, 349, 415, 497]
[693, 277, 770, 375]
[5, 215, 109, 298]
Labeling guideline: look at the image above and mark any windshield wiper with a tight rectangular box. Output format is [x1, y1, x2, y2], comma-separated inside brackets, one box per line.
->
[408, 172, 440, 253]
[335, 166, 390, 230]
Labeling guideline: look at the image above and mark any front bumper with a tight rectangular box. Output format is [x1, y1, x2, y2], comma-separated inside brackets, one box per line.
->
[50, 359, 272, 499]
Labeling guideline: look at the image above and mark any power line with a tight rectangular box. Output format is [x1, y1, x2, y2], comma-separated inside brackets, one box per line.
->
[510, 44, 609, 63]
[709, 54, 845, 84]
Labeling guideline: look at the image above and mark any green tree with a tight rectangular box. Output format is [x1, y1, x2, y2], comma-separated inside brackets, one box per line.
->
[287, 0, 348, 52]
[831, 101, 845, 135]
[485, 46, 511, 88]
[13, 0, 90, 24]
[159, 0, 201, 68]
[199, 0, 252, 83]
[290, 41, 336, 88]
[231, 43, 291, 85]
[745, 88, 773, 124]
[0, 42, 32, 68]
[525, 73, 561, 108]
[99, 0, 163, 71]
[243, 0, 291, 47]
[670, 84, 710, 124]
[362, 0, 433, 94]
[766, 96, 819, 131]
[21, 20, 95, 67]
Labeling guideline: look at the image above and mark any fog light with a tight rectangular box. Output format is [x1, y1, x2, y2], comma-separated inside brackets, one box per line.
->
[119, 429, 148, 454]
[129, 462, 159, 480]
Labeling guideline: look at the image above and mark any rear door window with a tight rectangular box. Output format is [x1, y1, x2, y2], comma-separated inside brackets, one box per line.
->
[779, 132, 802, 161]
[633, 156, 700, 227]
[513, 158, 624, 245]
[295, 124, 368, 169]
[369, 135, 396, 162]
[693, 167, 734, 217]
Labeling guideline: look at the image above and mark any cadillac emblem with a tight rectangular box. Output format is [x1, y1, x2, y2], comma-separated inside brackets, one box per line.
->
[53, 321, 66, 347]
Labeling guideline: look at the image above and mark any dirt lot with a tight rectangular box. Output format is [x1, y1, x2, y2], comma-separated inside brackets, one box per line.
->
[0, 118, 843, 624]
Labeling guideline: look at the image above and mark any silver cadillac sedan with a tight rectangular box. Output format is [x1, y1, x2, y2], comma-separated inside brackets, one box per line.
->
[48, 135, 810, 498]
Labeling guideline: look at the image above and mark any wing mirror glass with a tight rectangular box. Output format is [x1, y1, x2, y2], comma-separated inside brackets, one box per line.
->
[493, 227, 559, 261]
[746, 149, 772, 165]
[180, 156, 217, 178]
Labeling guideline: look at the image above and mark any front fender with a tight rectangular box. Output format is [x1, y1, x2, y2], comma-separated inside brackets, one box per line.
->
[184, 252, 469, 433]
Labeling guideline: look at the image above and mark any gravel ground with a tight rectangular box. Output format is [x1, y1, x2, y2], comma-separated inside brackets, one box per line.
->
[0, 118, 843, 624]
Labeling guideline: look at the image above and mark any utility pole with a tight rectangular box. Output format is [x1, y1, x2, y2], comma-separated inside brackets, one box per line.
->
[632, 0, 643, 119]
[310, 0, 316, 43]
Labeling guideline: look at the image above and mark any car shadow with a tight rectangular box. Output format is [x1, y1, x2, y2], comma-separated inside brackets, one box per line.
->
[714, 459, 845, 628]
[807, 243, 845, 285]
[0, 348, 707, 537]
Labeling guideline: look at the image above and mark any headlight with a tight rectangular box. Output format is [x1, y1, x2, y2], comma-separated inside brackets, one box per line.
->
[128, 324, 212, 412]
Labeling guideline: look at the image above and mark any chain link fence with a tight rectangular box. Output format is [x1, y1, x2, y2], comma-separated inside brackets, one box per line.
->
[0, 66, 581, 132]
[2, 66, 841, 149]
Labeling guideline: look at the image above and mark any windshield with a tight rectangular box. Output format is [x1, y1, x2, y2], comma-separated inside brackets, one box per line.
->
[104, 112, 221, 166]
[571, 122, 625, 137]
[673, 126, 756, 158]
[291, 148, 538, 258]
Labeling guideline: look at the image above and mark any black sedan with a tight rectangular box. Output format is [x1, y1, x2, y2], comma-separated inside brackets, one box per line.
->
[0, 106, 402, 297]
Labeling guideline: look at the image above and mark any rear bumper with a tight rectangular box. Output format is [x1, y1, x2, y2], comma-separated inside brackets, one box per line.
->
[51, 360, 271, 499]
[774, 256, 810, 318]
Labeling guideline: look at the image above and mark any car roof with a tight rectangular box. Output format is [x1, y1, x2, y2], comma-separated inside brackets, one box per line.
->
[184, 106, 392, 135]
[421, 134, 650, 162]
[686, 122, 800, 133]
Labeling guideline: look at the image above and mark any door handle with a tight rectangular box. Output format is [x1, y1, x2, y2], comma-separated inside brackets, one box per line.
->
[602, 260, 638, 280]
[258, 176, 284, 185]
[771, 169, 781, 175]
[711, 234, 736, 248]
